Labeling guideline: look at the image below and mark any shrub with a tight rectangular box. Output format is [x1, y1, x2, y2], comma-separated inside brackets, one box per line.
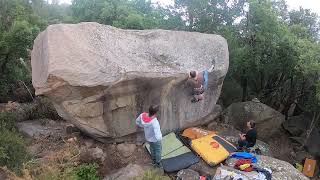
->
[75, 163, 99, 180]
[0, 129, 28, 174]
[23, 144, 80, 180]
[33, 166, 77, 180]
[0, 111, 16, 130]
[28, 97, 61, 120]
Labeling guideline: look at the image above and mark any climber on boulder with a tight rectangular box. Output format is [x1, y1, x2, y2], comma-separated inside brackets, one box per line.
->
[186, 62, 215, 103]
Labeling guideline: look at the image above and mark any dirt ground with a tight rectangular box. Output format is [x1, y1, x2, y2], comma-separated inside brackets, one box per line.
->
[24, 126, 153, 178]
[21, 119, 319, 179]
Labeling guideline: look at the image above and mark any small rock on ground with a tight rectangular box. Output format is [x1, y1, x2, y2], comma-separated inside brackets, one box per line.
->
[116, 143, 137, 158]
[176, 169, 199, 180]
[80, 147, 106, 163]
[103, 163, 154, 180]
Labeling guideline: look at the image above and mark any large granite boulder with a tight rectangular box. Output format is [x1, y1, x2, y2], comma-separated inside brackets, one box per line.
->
[304, 128, 320, 158]
[221, 100, 285, 141]
[282, 114, 311, 137]
[31, 22, 229, 141]
[282, 114, 320, 157]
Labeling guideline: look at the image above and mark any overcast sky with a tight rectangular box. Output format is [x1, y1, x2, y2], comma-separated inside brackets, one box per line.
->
[58, 0, 320, 15]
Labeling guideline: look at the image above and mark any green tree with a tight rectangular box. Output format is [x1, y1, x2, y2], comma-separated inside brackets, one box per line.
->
[0, 0, 46, 102]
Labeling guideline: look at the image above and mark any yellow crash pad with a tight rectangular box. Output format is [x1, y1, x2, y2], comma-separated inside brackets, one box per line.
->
[191, 134, 236, 166]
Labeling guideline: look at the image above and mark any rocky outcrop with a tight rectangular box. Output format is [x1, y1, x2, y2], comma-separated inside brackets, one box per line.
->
[31, 22, 229, 141]
[283, 114, 320, 157]
[256, 155, 309, 180]
[221, 100, 285, 141]
[282, 114, 311, 137]
[226, 155, 309, 180]
[304, 128, 320, 157]
[16, 120, 65, 139]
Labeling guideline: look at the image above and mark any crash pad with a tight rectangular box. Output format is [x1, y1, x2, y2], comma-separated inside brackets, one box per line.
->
[145, 132, 199, 172]
[161, 152, 199, 173]
[145, 132, 190, 159]
[181, 127, 215, 140]
[191, 134, 237, 166]
[303, 158, 316, 177]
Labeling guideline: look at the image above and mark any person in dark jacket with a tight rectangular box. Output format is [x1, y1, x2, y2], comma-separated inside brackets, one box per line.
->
[238, 120, 257, 150]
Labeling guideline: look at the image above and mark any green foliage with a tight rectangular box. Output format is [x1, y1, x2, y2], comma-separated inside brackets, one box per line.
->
[34, 166, 77, 180]
[0, 111, 28, 174]
[28, 97, 61, 120]
[0, 129, 28, 175]
[71, 0, 167, 29]
[75, 163, 99, 180]
[0, 111, 16, 130]
[0, 0, 45, 102]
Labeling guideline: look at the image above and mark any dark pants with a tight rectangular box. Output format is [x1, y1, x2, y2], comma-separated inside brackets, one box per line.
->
[238, 140, 254, 148]
[149, 141, 162, 164]
[238, 139, 249, 148]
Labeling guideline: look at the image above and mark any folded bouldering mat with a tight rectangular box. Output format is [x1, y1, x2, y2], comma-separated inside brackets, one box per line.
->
[145, 132, 199, 172]
[191, 134, 237, 166]
[303, 158, 316, 177]
[181, 127, 215, 140]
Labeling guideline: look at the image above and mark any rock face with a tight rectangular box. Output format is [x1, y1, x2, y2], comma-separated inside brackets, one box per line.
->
[283, 114, 320, 157]
[282, 114, 311, 137]
[221, 101, 285, 141]
[31, 22, 229, 141]
[305, 128, 320, 157]
[16, 120, 65, 139]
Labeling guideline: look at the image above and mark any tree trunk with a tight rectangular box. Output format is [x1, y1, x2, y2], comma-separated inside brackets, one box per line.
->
[241, 71, 248, 102]
[302, 112, 320, 147]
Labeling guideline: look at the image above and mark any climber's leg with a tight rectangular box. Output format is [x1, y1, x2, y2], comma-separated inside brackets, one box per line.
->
[203, 70, 209, 90]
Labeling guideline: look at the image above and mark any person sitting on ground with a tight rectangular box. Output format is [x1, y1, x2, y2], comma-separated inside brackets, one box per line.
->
[238, 120, 257, 150]
[186, 62, 215, 103]
[135, 105, 162, 167]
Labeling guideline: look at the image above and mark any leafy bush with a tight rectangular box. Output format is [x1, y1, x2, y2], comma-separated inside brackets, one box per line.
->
[33, 166, 77, 180]
[28, 97, 61, 120]
[0, 129, 28, 174]
[75, 163, 99, 180]
[0, 111, 28, 175]
[0, 111, 16, 130]
[23, 144, 81, 180]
